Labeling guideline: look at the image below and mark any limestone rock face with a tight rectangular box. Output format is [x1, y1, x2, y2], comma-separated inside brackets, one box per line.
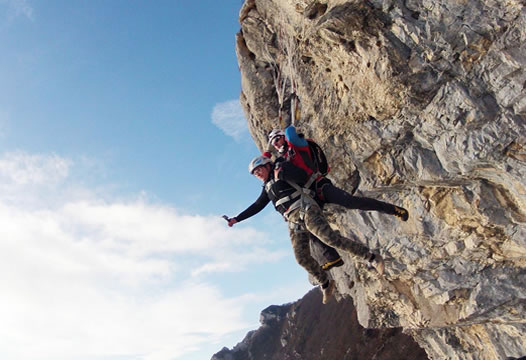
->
[236, 0, 526, 359]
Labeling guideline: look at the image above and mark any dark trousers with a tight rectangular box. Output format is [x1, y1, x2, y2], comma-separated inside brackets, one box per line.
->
[319, 179, 397, 214]
[309, 177, 396, 266]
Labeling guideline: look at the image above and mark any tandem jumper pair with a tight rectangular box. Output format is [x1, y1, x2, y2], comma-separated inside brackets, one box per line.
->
[225, 125, 408, 303]
[225, 92, 408, 304]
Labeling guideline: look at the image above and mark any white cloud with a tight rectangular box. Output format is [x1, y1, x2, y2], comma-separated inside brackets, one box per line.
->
[0, 151, 285, 360]
[211, 99, 248, 141]
[191, 247, 288, 277]
[0, 151, 70, 185]
[0, 151, 74, 208]
[0, 0, 34, 21]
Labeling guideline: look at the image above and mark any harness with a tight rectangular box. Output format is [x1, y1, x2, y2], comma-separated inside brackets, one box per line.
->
[265, 172, 320, 223]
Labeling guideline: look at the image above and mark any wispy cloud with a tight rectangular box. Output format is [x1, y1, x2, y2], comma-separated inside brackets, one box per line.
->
[191, 247, 288, 277]
[0, 150, 283, 360]
[0, 151, 70, 185]
[211, 99, 249, 141]
[0, 0, 34, 22]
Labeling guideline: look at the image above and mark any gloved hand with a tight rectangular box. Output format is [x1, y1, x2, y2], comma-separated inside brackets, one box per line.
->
[223, 215, 238, 227]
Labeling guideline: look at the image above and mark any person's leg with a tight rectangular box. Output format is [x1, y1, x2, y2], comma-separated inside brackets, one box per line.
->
[304, 204, 372, 259]
[304, 204, 385, 274]
[321, 182, 409, 220]
[288, 222, 329, 286]
[309, 234, 344, 270]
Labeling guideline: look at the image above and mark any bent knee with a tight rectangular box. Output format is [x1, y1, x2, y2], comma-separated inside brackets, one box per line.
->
[295, 255, 317, 268]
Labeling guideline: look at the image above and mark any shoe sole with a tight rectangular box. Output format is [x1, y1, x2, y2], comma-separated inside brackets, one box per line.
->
[394, 207, 409, 221]
[322, 258, 344, 270]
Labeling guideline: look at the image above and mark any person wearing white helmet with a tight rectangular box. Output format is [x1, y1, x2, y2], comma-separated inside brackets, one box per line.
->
[267, 129, 286, 152]
[232, 155, 344, 271]
[225, 154, 384, 304]
[267, 125, 409, 221]
[247, 155, 273, 175]
[226, 155, 303, 227]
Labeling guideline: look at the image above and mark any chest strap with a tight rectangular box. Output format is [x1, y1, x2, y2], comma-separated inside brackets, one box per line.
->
[266, 174, 319, 221]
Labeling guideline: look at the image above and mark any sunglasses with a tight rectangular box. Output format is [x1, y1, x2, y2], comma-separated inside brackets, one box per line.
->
[271, 135, 284, 145]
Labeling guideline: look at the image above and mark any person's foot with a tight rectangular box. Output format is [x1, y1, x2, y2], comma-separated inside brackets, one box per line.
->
[322, 257, 344, 271]
[393, 206, 409, 221]
[322, 280, 336, 304]
[369, 254, 385, 275]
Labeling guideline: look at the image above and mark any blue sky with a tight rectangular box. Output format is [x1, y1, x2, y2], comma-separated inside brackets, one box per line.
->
[0, 1, 312, 359]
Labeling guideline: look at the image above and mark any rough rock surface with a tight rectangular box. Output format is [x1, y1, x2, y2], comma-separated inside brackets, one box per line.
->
[211, 288, 429, 360]
[234, 0, 526, 359]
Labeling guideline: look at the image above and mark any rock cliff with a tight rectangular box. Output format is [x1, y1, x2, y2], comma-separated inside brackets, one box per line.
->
[212, 289, 429, 360]
[233, 0, 526, 359]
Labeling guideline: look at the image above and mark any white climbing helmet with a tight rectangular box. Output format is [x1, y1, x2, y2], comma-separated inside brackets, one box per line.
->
[248, 155, 272, 174]
[268, 129, 285, 145]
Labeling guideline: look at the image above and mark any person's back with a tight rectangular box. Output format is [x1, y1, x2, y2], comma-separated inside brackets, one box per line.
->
[267, 126, 409, 221]
[268, 126, 317, 177]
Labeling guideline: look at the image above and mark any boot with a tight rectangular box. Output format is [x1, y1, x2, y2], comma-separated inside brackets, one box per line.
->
[393, 206, 409, 221]
[322, 257, 344, 271]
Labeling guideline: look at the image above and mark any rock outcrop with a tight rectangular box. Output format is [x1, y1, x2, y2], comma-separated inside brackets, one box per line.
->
[212, 289, 429, 360]
[233, 0, 526, 359]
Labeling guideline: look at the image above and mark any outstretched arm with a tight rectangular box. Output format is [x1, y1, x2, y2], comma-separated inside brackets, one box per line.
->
[228, 188, 270, 226]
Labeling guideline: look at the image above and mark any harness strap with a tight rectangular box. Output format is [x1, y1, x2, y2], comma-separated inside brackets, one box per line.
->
[266, 174, 319, 222]
[274, 191, 300, 207]
[283, 180, 317, 221]
[268, 178, 314, 209]
[264, 179, 278, 196]
[289, 221, 308, 234]
[305, 171, 321, 189]
[283, 198, 302, 219]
